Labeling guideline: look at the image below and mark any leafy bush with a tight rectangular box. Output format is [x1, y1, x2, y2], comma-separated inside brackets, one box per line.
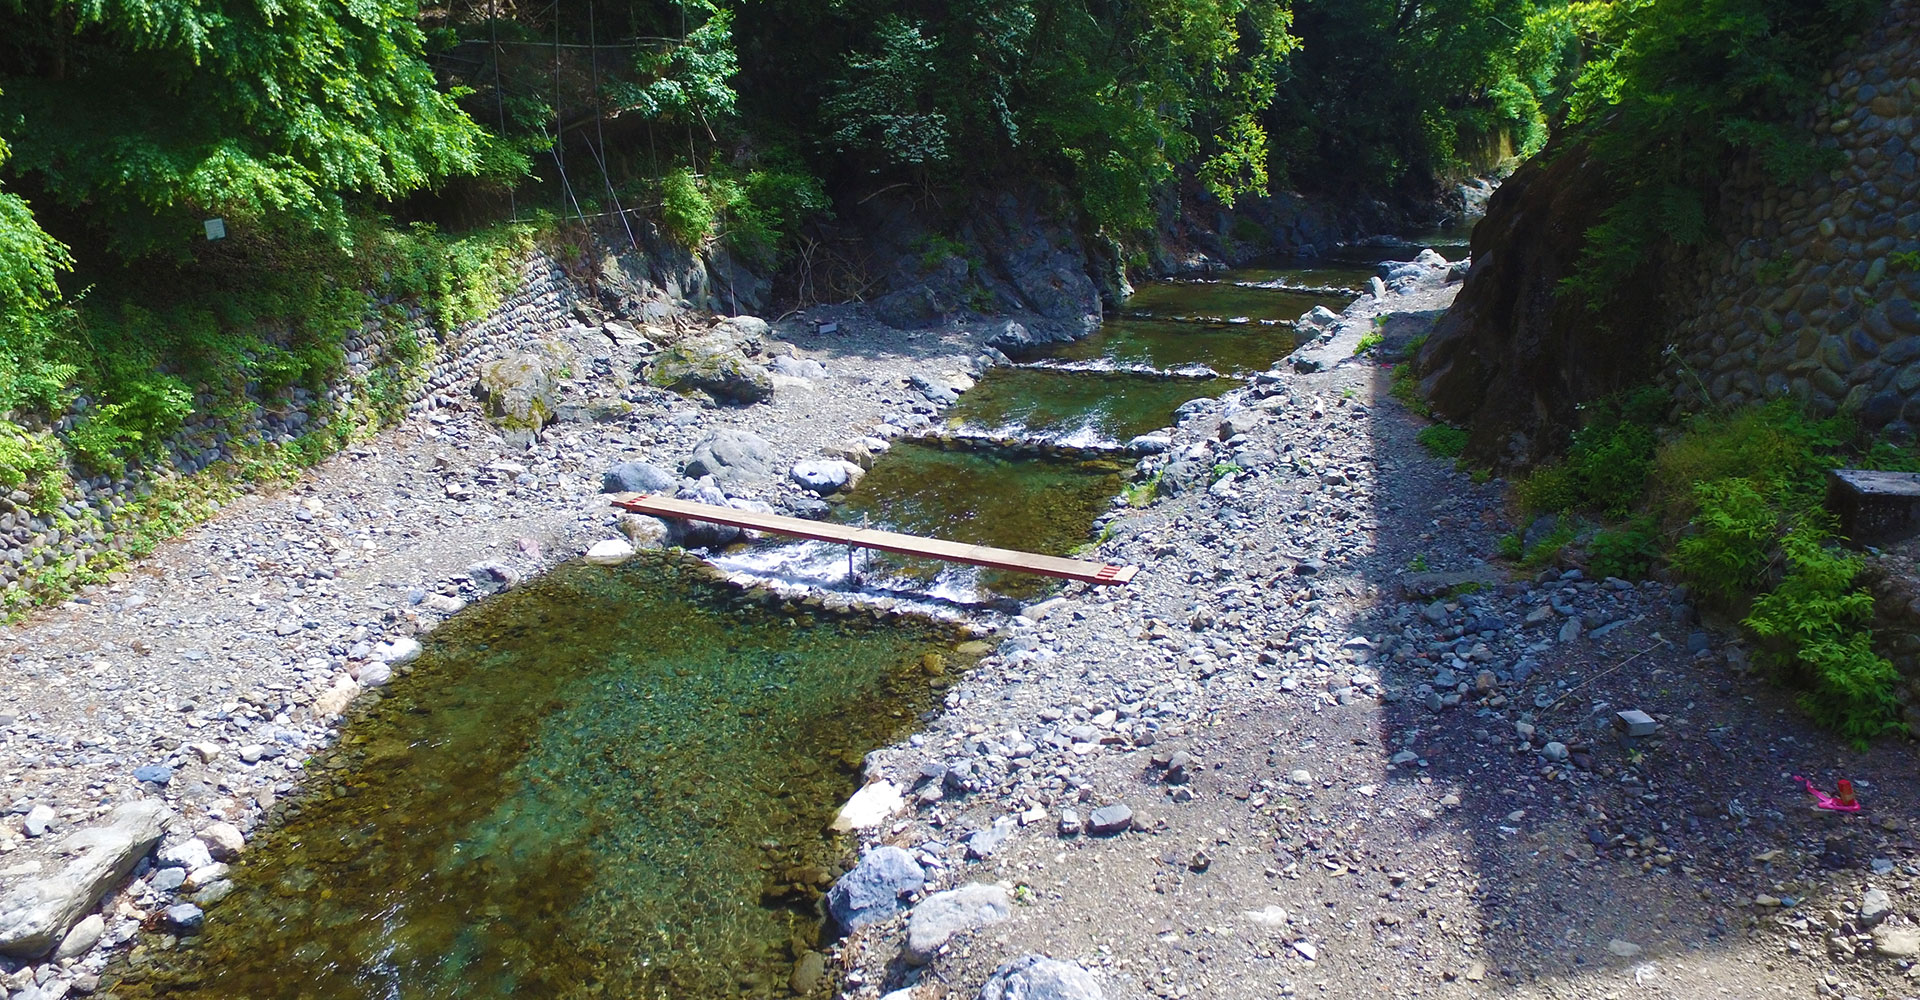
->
[1353, 331, 1383, 355]
[660, 168, 715, 249]
[1744, 532, 1903, 748]
[1586, 517, 1660, 580]
[723, 167, 830, 267]
[1498, 516, 1577, 570]
[1671, 478, 1776, 605]
[1650, 400, 1843, 530]
[1416, 424, 1469, 459]
[0, 423, 65, 514]
[1515, 464, 1577, 514]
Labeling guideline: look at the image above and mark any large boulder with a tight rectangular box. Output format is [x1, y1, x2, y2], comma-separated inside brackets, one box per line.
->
[0, 799, 170, 958]
[684, 430, 777, 485]
[791, 460, 864, 496]
[474, 353, 557, 444]
[976, 955, 1104, 1000]
[709, 315, 770, 353]
[648, 334, 774, 405]
[825, 846, 924, 932]
[602, 460, 678, 494]
[904, 884, 1014, 965]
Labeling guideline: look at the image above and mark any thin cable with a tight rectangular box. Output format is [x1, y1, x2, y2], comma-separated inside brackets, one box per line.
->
[587, 0, 642, 254]
[490, 0, 515, 221]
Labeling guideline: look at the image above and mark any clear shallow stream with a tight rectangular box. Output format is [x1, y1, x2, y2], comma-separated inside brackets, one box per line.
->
[112, 555, 980, 999]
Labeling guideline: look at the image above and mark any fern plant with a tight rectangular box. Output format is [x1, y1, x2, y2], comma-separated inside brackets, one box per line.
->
[1744, 532, 1902, 748]
[1671, 478, 1776, 603]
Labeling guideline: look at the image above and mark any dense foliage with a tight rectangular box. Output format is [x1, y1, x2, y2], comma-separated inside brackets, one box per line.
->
[1543, 0, 1880, 303]
[0, 0, 495, 254]
[1501, 395, 1917, 746]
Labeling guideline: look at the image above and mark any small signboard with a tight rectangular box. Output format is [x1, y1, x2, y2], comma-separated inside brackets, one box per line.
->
[203, 218, 227, 241]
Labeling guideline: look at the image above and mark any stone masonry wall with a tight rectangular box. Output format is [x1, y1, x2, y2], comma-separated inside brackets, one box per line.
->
[1665, 0, 1920, 432]
[0, 255, 582, 601]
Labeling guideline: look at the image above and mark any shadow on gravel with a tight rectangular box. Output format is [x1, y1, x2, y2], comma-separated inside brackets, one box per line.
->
[1348, 364, 1920, 989]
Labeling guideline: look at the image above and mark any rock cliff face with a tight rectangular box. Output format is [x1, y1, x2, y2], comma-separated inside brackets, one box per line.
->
[847, 177, 1468, 340]
[1416, 0, 1920, 466]
[1414, 146, 1669, 467]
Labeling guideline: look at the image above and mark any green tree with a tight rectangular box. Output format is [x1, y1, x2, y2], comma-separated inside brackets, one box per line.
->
[1551, 0, 1877, 303]
[1266, 0, 1541, 190]
[0, 0, 491, 254]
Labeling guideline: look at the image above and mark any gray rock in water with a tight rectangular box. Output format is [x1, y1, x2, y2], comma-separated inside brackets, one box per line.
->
[0, 799, 170, 958]
[1125, 433, 1171, 456]
[986, 320, 1034, 351]
[684, 429, 777, 485]
[791, 460, 859, 496]
[648, 334, 774, 404]
[789, 951, 825, 993]
[466, 560, 519, 596]
[162, 903, 204, 934]
[905, 883, 1014, 965]
[826, 845, 925, 931]
[1087, 803, 1132, 835]
[977, 954, 1105, 1000]
[601, 461, 677, 494]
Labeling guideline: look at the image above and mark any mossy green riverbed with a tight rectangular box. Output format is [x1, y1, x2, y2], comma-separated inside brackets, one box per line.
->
[827, 440, 1129, 600]
[109, 553, 981, 1000]
[940, 367, 1240, 444]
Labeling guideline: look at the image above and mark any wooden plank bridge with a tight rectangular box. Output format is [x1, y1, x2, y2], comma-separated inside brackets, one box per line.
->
[610, 493, 1138, 586]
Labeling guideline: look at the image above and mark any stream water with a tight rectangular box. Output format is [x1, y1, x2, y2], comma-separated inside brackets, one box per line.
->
[110, 257, 1369, 998]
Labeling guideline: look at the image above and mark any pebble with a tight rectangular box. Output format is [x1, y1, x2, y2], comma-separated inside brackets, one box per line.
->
[22, 804, 55, 838]
[1861, 887, 1893, 926]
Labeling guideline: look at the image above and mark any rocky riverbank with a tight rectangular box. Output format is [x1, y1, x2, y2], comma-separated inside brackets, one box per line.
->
[822, 267, 1920, 999]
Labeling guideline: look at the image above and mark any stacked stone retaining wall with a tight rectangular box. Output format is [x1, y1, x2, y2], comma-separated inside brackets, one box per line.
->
[0, 255, 582, 599]
[1665, 0, 1920, 433]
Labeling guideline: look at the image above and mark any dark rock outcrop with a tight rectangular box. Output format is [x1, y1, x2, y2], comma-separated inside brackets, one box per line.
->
[1415, 145, 1669, 468]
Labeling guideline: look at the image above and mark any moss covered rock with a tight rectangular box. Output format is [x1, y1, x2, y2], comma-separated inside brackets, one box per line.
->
[647, 334, 774, 405]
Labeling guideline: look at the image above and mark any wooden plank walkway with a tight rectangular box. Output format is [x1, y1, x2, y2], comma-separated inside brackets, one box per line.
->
[610, 493, 1138, 586]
